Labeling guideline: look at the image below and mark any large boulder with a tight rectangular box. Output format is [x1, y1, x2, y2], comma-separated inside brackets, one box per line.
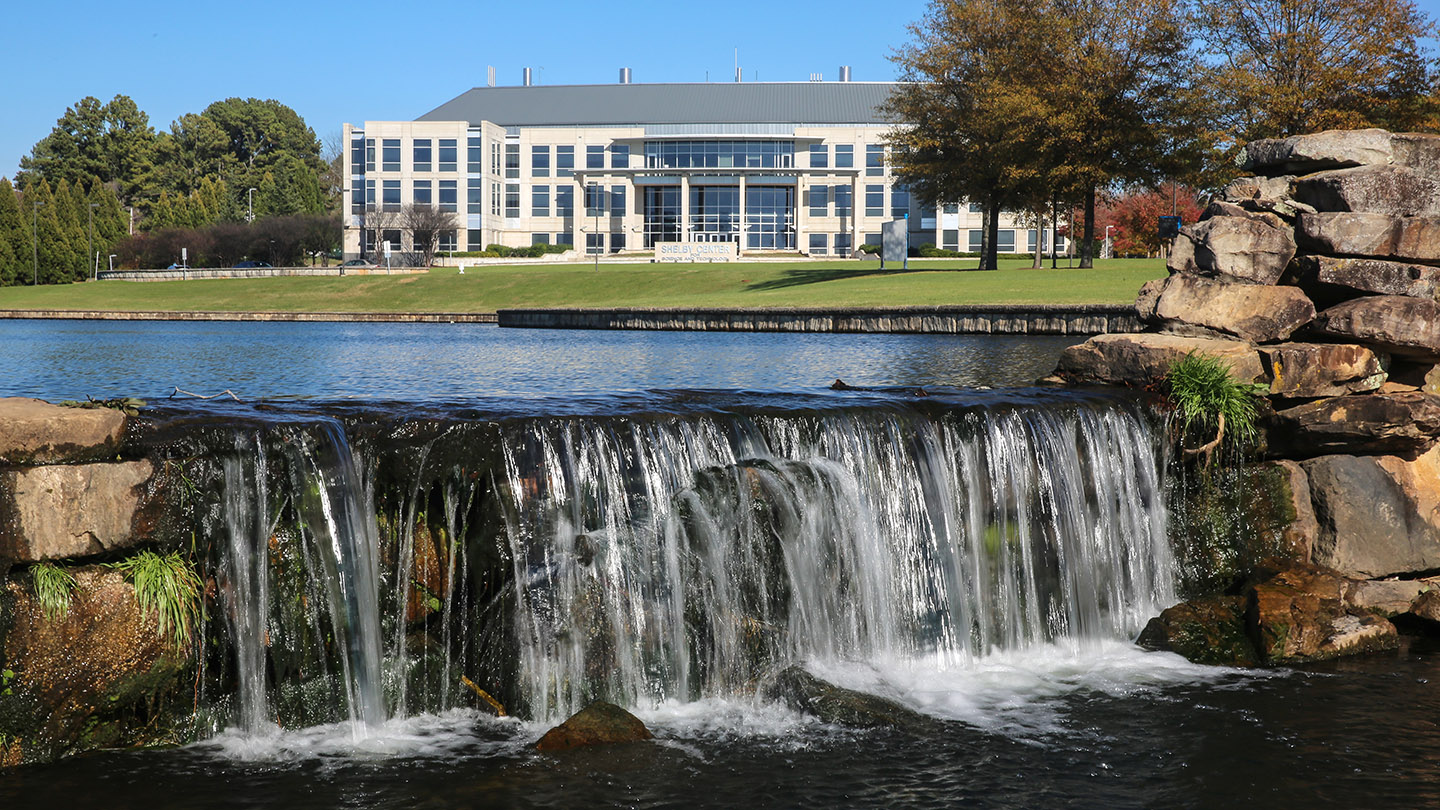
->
[1054, 333, 1264, 387]
[1301, 448, 1440, 578]
[765, 665, 940, 732]
[1145, 274, 1315, 344]
[1258, 342, 1387, 398]
[0, 399, 126, 465]
[1292, 255, 1440, 303]
[1137, 596, 1257, 666]
[1221, 175, 1296, 206]
[1290, 165, 1440, 217]
[535, 701, 653, 752]
[1345, 579, 1434, 617]
[1390, 132, 1440, 175]
[1244, 128, 1395, 174]
[1167, 216, 1297, 285]
[0, 461, 156, 563]
[1269, 392, 1440, 457]
[1246, 565, 1399, 665]
[1297, 212, 1440, 264]
[1308, 296, 1440, 359]
[1, 567, 190, 762]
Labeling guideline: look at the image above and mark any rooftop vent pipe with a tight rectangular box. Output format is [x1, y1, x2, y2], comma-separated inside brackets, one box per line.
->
[523, 67, 533, 86]
[839, 65, 852, 82]
[619, 67, 632, 84]
[487, 66, 496, 87]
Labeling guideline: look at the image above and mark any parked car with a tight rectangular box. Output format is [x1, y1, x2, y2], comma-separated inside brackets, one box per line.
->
[340, 259, 377, 268]
[233, 260, 272, 268]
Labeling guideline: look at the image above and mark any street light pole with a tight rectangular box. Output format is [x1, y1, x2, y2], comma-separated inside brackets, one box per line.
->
[87, 202, 99, 280]
[108, 254, 117, 274]
[31, 201, 44, 286]
[247, 187, 257, 224]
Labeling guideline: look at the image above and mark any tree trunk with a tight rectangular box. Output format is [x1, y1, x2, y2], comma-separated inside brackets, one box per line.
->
[978, 201, 992, 270]
[985, 197, 1002, 271]
[1031, 208, 1043, 269]
[1079, 186, 1096, 269]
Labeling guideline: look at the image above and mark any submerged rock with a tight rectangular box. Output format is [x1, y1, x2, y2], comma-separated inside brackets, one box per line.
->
[535, 701, 654, 752]
[1246, 566, 1399, 665]
[764, 665, 941, 733]
[1137, 595, 1258, 666]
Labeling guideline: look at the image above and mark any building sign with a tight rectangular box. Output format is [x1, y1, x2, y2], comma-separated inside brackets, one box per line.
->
[656, 242, 740, 262]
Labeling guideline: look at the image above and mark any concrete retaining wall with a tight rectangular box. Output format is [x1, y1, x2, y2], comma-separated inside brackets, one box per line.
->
[97, 266, 424, 281]
[497, 306, 1141, 335]
[0, 310, 495, 323]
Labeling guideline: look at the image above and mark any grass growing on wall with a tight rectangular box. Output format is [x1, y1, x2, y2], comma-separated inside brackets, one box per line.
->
[29, 562, 77, 620]
[0, 258, 1164, 313]
[109, 551, 204, 651]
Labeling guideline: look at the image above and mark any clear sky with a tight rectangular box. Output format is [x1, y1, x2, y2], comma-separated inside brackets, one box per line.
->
[1, 0, 924, 177]
[7, 0, 1440, 180]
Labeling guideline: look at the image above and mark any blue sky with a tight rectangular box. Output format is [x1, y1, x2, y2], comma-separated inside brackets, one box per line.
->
[7, 0, 1440, 179]
[2, 0, 923, 177]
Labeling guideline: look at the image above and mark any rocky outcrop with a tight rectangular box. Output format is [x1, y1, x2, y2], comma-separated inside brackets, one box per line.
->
[1143, 275, 1314, 343]
[0, 460, 156, 563]
[1301, 448, 1440, 579]
[1297, 212, 1440, 263]
[1056, 333, 1265, 387]
[1246, 565, 1399, 664]
[1, 567, 190, 761]
[1308, 296, 1440, 359]
[535, 701, 654, 752]
[1244, 128, 1396, 173]
[1169, 215, 1297, 285]
[0, 398, 126, 465]
[1292, 255, 1440, 303]
[1137, 596, 1258, 666]
[1291, 165, 1440, 217]
[1258, 343, 1386, 398]
[1269, 393, 1440, 458]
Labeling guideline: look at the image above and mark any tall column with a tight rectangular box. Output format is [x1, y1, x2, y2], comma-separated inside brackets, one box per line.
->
[851, 173, 860, 258]
[738, 174, 748, 254]
[795, 175, 807, 254]
[680, 175, 690, 242]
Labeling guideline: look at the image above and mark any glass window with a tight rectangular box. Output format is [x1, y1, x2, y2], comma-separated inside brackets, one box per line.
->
[532, 145, 550, 177]
[468, 178, 483, 214]
[350, 184, 365, 214]
[610, 232, 626, 252]
[382, 180, 400, 211]
[809, 144, 828, 169]
[413, 139, 432, 172]
[439, 139, 457, 172]
[865, 185, 884, 217]
[491, 183, 500, 216]
[584, 184, 605, 216]
[834, 232, 853, 257]
[468, 136, 483, 174]
[891, 187, 910, 218]
[365, 138, 376, 172]
[864, 232, 882, 247]
[866, 144, 885, 176]
[557, 232, 574, 246]
[586, 232, 604, 255]
[969, 201, 983, 213]
[504, 183, 520, 218]
[439, 180, 457, 212]
[468, 230, 484, 252]
[438, 230, 457, 252]
[942, 229, 959, 250]
[351, 136, 366, 175]
[413, 180, 432, 206]
[382, 139, 400, 172]
[382, 229, 402, 252]
[1027, 229, 1038, 252]
[505, 143, 519, 178]
[943, 203, 959, 214]
[642, 140, 795, 170]
[531, 233, 550, 245]
[809, 233, 828, 255]
[491, 143, 501, 176]
[611, 145, 629, 169]
[556, 185, 574, 217]
[834, 185, 852, 217]
[556, 145, 574, 177]
[365, 179, 375, 209]
[969, 229, 984, 251]
[532, 184, 550, 217]
[586, 145, 605, 170]
[834, 144, 853, 169]
[996, 229, 1016, 253]
[610, 184, 626, 216]
[809, 184, 828, 217]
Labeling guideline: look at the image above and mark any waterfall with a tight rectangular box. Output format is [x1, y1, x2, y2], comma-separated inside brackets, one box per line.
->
[219, 437, 272, 731]
[499, 396, 1174, 720]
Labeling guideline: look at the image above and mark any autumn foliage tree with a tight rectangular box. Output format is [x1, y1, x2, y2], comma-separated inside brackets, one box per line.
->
[1096, 187, 1205, 257]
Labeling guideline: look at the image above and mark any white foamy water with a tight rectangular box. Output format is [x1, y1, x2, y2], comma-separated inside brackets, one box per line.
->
[190, 709, 519, 762]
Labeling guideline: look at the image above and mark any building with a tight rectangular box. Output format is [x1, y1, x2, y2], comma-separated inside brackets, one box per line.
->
[341, 70, 1062, 260]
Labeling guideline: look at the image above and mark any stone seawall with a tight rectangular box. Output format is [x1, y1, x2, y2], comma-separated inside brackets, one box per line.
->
[497, 305, 1140, 334]
[97, 266, 424, 281]
[0, 310, 496, 323]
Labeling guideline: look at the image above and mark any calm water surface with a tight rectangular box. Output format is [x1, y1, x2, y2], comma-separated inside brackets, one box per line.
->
[0, 320, 1076, 401]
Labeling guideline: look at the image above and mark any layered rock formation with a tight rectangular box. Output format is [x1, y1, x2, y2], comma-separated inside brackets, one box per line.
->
[1058, 128, 1440, 665]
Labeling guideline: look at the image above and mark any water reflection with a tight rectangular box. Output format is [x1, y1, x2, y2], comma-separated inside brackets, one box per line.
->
[0, 321, 1078, 401]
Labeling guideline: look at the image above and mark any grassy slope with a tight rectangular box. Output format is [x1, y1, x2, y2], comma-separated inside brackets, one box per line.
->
[0, 258, 1164, 313]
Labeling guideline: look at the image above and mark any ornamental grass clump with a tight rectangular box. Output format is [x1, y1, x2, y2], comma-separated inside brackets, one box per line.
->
[1164, 352, 1268, 463]
[109, 550, 203, 652]
[29, 562, 77, 620]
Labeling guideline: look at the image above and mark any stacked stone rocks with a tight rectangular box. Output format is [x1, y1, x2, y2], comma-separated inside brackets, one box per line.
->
[1055, 128, 1440, 665]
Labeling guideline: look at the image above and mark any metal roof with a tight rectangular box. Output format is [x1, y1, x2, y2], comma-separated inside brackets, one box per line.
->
[416, 82, 899, 128]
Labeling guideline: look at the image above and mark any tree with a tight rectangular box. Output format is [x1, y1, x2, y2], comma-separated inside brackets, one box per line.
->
[0, 179, 29, 285]
[401, 204, 458, 268]
[885, 0, 1061, 271]
[1194, 0, 1439, 143]
[22, 181, 76, 285]
[16, 95, 157, 202]
[1097, 186, 1205, 257]
[53, 179, 89, 280]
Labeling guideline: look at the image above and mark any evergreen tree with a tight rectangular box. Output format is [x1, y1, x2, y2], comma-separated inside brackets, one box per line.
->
[0, 179, 24, 286]
[16, 95, 157, 203]
[24, 181, 74, 284]
[86, 177, 128, 251]
[52, 179, 88, 281]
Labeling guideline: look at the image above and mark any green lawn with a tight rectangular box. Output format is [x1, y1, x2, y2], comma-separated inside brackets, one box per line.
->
[0, 257, 1163, 313]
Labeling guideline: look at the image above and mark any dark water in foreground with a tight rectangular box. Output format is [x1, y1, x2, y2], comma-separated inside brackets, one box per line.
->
[3, 645, 1438, 809]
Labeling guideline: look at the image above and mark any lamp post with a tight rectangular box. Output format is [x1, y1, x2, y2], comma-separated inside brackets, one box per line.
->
[31, 201, 44, 286]
[87, 202, 99, 280]
[108, 254, 117, 274]
[1104, 225, 1114, 260]
[247, 187, 257, 224]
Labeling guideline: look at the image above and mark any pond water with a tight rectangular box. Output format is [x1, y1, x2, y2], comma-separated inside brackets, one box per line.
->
[2, 320, 1438, 810]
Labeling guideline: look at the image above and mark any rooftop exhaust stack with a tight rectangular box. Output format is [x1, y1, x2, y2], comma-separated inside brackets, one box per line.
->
[839, 65, 852, 82]
[735, 67, 742, 83]
[523, 67, 533, 86]
[619, 67, 632, 84]
[487, 66, 496, 87]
